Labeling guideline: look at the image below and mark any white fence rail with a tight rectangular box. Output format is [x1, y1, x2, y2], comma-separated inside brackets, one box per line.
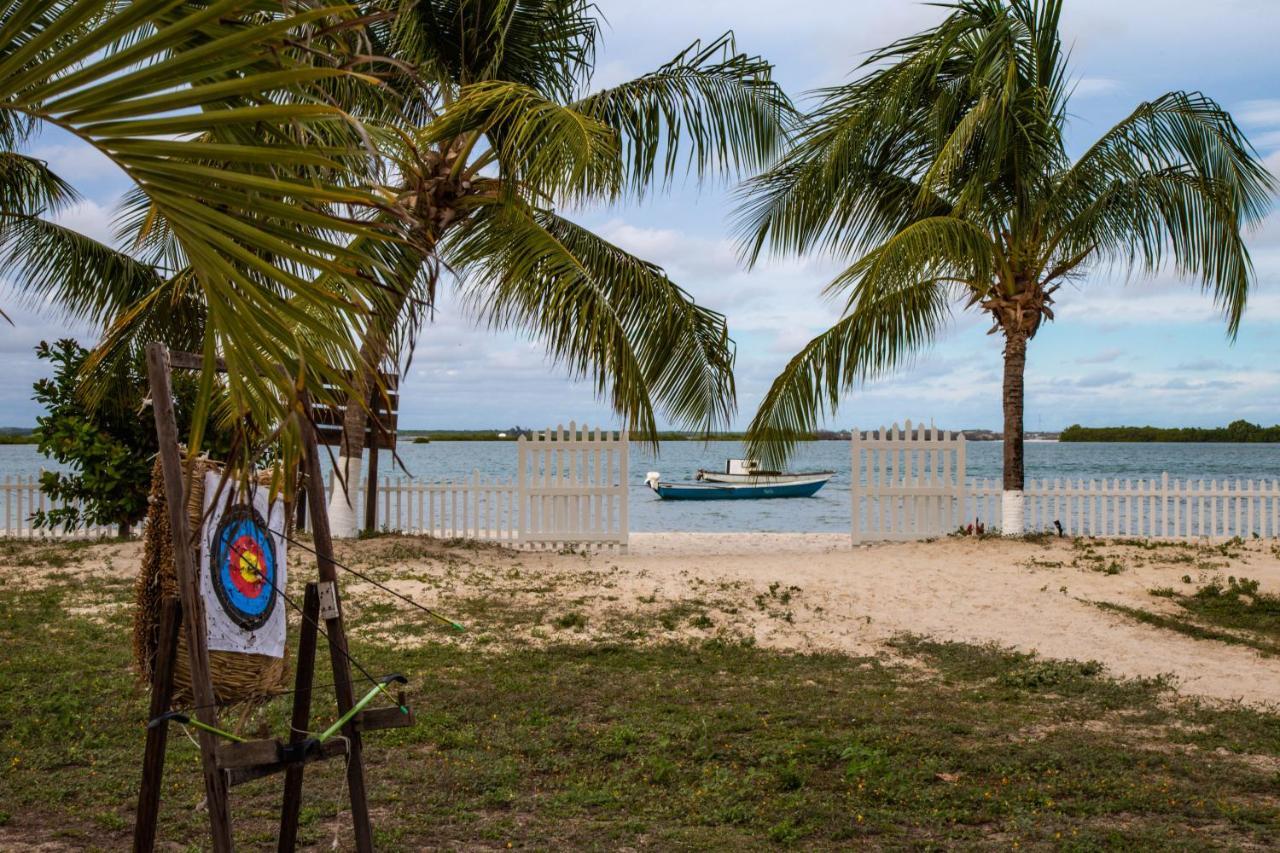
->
[1, 475, 122, 539]
[329, 472, 520, 544]
[853, 421, 1280, 542]
[6, 423, 628, 549]
[325, 422, 629, 550]
[968, 476, 1280, 540]
[518, 423, 628, 550]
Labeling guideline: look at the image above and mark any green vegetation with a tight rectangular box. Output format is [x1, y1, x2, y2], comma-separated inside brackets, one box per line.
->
[1095, 575, 1280, 657]
[29, 341, 224, 537]
[2, 540, 1279, 849]
[318, 7, 791, 531]
[1061, 421, 1280, 443]
[0, 433, 36, 445]
[1, 2, 395, 479]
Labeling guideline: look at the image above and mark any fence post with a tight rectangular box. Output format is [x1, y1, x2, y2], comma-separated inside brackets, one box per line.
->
[618, 428, 629, 553]
[850, 428, 862, 545]
[516, 434, 527, 547]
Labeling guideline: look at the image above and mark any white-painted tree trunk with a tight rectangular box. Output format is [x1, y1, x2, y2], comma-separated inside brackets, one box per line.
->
[326, 453, 363, 539]
[1002, 489, 1025, 536]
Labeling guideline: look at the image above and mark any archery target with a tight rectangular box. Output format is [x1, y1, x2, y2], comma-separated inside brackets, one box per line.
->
[211, 503, 278, 630]
[199, 471, 287, 657]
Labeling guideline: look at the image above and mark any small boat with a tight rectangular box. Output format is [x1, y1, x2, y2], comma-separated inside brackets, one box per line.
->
[696, 458, 835, 486]
[644, 469, 833, 500]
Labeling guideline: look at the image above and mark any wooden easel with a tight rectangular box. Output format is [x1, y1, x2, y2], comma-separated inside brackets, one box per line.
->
[132, 344, 412, 852]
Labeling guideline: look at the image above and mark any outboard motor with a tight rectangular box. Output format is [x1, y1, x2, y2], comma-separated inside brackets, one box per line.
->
[644, 472, 661, 491]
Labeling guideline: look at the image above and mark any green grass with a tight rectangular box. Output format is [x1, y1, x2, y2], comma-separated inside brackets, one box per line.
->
[1095, 576, 1280, 657]
[1, 546, 1278, 849]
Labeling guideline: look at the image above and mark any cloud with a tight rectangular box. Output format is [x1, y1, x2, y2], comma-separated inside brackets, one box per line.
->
[1239, 99, 1280, 127]
[1174, 358, 1230, 371]
[26, 141, 121, 189]
[1077, 348, 1123, 364]
[1075, 370, 1133, 388]
[1071, 76, 1120, 97]
[48, 199, 118, 246]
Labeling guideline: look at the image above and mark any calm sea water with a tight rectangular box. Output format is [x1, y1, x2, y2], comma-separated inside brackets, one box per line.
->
[5, 440, 1280, 533]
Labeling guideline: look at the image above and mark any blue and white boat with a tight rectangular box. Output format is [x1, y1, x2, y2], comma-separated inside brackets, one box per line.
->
[644, 460, 834, 501]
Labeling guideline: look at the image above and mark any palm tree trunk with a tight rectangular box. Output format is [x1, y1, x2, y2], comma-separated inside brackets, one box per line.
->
[325, 337, 380, 538]
[1001, 330, 1028, 535]
[325, 150, 459, 537]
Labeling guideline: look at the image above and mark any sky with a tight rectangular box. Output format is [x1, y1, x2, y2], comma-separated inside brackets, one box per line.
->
[3, 0, 1280, 432]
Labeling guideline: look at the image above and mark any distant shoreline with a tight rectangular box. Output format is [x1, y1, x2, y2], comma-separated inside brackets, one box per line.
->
[1060, 422, 1280, 443]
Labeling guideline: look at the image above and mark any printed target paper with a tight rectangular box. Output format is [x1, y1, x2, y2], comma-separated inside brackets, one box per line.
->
[198, 471, 287, 657]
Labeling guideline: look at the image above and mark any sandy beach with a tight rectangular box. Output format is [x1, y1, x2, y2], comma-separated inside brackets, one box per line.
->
[38, 532, 1280, 708]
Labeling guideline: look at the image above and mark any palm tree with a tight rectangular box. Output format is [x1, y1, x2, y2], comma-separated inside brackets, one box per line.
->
[321, 2, 793, 536]
[736, 0, 1274, 533]
[0, 1, 390, 474]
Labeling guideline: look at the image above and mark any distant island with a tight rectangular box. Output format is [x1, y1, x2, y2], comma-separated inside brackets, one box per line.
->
[1060, 420, 1280, 443]
[0, 428, 36, 445]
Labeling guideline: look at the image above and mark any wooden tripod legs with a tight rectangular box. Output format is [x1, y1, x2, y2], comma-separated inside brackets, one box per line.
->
[133, 598, 181, 853]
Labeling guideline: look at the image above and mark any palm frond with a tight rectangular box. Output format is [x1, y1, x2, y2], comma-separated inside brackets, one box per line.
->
[745, 274, 953, 468]
[1048, 91, 1276, 334]
[392, 0, 598, 99]
[443, 199, 736, 440]
[423, 79, 621, 200]
[0, 213, 161, 323]
[2, 0, 391, 473]
[0, 151, 78, 215]
[573, 32, 793, 196]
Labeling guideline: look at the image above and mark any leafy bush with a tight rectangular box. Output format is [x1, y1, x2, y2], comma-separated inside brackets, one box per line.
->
[30, 340, 223, 536]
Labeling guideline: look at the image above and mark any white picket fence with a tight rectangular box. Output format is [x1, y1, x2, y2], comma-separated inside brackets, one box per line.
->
[325, 423, 629, 550]
[329, 472, 521, 544]
[0, 475, 122, 539]
[5, 423, 629, 549]
[853, 421, 1280, 542]
[968, 475, 1280, 540]
[851, 421, 967, 542]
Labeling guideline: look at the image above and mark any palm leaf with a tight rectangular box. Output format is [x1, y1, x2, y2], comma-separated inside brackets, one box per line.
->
[444, 199, 736, 440]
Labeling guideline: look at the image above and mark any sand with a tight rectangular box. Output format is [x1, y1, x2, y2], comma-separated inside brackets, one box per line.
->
[21, 532, 1280, 708]
[347, 532, 1280, 707]
[615, 533, 1280, 706]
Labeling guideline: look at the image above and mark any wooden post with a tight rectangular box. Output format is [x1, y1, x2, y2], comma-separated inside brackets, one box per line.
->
[363, 436, 379, 534]
[299, 400, 375, 853]
[295, 486, 308, 533]
[144, 343, 234, 853]
[278, 583, 321, 851]
[132, 597, 181, 853]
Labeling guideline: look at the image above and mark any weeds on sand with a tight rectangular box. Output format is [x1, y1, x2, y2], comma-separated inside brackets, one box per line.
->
[1092, 596, 1280, 658]
[3, 539, 1280, 849]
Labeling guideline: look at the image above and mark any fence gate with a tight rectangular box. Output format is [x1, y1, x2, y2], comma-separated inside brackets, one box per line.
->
[851, 421, 966, 543]
[518, 423, 628, 551]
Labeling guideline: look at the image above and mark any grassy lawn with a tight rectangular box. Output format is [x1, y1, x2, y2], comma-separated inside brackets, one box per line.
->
[0, 539, 1278, 850]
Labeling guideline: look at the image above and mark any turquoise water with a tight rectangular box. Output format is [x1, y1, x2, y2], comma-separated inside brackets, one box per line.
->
[5, 441, 1280, 533]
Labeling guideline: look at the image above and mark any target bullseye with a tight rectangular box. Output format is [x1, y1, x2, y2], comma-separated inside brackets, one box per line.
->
[210, 503, 278, 630]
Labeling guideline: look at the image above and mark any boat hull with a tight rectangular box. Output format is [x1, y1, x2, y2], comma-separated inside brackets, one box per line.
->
[650, 475, 832, 500]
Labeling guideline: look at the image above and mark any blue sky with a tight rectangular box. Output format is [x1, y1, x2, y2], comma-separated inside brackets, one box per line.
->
[3, 0, 1279, 431]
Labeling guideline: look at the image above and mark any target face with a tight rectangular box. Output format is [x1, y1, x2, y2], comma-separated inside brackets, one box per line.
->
[210, 503, 278, 630]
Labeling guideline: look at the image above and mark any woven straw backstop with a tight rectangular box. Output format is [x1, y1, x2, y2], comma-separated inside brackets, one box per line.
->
[133, 458, 290, 706]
